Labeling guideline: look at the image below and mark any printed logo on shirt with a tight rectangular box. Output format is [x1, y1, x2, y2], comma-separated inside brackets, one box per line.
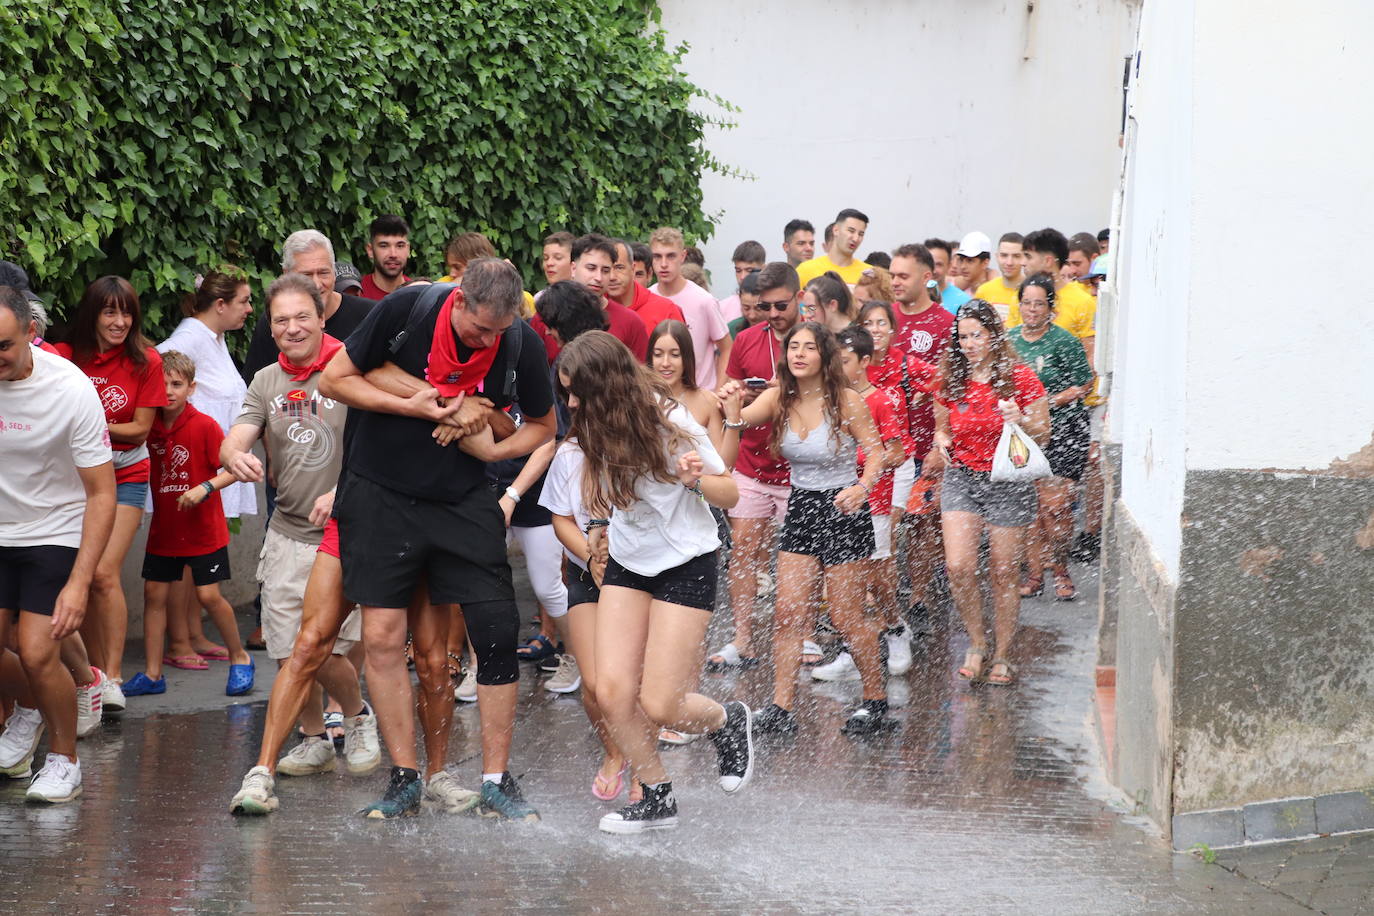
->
[286, 421, 316, 446]
[286, 389, 309, 402]
[100, 385, 129, 415]
[908, 330, 934, 354]
[169, 445, 190, 471]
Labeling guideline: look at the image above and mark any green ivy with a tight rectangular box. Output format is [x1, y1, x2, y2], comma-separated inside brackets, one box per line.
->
[0, 0, 725, 344]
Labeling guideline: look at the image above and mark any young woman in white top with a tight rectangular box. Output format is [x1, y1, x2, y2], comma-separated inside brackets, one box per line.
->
[556, 331, 754, 835]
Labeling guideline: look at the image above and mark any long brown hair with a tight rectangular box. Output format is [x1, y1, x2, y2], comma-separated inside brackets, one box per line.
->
[769, 321, 849, 456]
[559, 331, 687, 514]
[68, 275, 150, 367]
[939, 298, 1020, 402]
[647, 319, 697, 390]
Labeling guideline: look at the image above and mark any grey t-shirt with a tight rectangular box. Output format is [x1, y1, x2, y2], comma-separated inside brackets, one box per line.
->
[236, 364, 348, 545]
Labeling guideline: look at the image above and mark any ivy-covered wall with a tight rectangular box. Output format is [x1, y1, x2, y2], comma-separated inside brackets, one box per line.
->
[0, 0, 721, 338]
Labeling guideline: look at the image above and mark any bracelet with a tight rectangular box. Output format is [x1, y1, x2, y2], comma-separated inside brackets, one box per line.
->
[585, 519, 609, 533]
[723, 418, 745, 430]
[201, 481, 215, 497]
[858, 481, 872, 494]
[504, 486, 521, 503]
[685, 479, 703, 496]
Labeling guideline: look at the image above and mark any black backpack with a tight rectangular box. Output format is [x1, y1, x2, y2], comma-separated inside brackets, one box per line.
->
[386, 282, 523, 405]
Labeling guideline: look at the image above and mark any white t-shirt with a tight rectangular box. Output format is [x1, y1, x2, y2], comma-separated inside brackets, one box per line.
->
[0, 347, 112, 548]
[538, 440, 592, 570]
[606, 403, 725, 577]
[651, 279, 727, 389]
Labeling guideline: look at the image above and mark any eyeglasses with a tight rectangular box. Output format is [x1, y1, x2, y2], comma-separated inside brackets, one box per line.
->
[758, 298, 793, 312]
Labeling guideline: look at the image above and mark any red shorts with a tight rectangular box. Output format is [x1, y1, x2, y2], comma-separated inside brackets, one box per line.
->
[318, 517, 340, 559]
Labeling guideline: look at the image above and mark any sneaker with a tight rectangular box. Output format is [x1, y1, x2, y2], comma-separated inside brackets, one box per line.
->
[908, 602, 933, 636]
[361, 766, 423, 819]
[755, 570, 775, 597]
[454, 669, 477, 703]
[342, 706, 381, 775]
[26, 753, 81, 804]
[599, 781, 678, 834]
[229, 766, 279, 815]
[423, 771, 481, 813]
[708, 700, 754, 793]
[752, 702, 797, 735]
[842, 699, 893, 736]
[102, 677, 126, 714]
[0, 706, 45, 778]
[120, 672, 166, 696]
[478, 772, 540, 822]
[537, 652, 563, 675]
[276, 735, 336, 776]
[811, 650, 860, 682]
[75, 668, 104, 738]
[325, 711, 345, 753]
[544, 654, 582, 694]
[885, 625, 912, 676]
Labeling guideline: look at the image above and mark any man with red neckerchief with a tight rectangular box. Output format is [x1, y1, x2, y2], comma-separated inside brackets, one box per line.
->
[604, 238, 683, 336]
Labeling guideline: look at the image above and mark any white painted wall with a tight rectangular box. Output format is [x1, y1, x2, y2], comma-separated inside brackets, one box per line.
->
[658, 0, 1139, 290]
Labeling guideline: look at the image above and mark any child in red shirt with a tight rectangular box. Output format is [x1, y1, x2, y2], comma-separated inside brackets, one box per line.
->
[121, 352, 255, 699]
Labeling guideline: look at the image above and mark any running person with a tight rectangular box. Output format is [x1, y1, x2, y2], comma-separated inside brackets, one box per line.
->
[555, 331, 753, 834]
[722, 322, 888, 734]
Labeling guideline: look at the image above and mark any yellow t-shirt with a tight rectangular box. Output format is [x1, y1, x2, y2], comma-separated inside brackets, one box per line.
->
[797, 254, 870, 288]
[437, 277, 537, 320]
[974, 277, 1020, 310]
[1005, 281, 1096, 339]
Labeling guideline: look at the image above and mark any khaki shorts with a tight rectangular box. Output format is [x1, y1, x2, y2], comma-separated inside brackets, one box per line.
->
[257, 527, 361, 660]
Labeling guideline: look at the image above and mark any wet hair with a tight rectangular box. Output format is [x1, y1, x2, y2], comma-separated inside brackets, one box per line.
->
[0, 286, 31, 331]
[783, 219, 814, 242]
[537, 280, 608, 343]
[835, 207, 869, 226]
[854, 266, 893, 303]
[268, 272, 325, 319]
[630, 242, 652, 269]
[771, 322, 849, 457]
[543, 231, 574, 250]
[369, 214, 409, 240]
[446, 231, 497, 265]
[940, 299, 1021, 402]
[182, 265, 249, 318]
[859, 300, 898, 339]
[923, 238, 952, 259]
[281, 230, 334, 272]
[739, 271, 763, 296]
[649, 227, 685, 249]
[731, 240, 766, 264]
[160, 349, 196, 384]
[756, 261, 799, 296]
[864, 251, 892, 270]
[461, 258, 524, 319]
[69, 275, 151, 367]
[806, 270, 853, 323]
[648, 319, 697, 391]
[684, 246, 706, 267]
[558, 330, 685, 515]
[891, 243, 935, 273]
[1023, 228, 1069, 267]
[837, 324, 874, 361]
[572, 233, 618, 264]
[1068, 232, 1101, 260]
[1018, 273, 1058, 312]
[998, 231, 1025, 247]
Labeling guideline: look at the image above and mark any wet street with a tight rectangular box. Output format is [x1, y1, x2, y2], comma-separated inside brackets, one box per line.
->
[0, 559, 1324, 914]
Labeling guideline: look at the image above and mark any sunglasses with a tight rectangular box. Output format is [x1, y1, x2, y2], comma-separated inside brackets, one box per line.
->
[757, 298, 793, 312]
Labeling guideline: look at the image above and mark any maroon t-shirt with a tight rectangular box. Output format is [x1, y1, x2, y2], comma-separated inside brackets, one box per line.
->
[532, 300, 649, 364]
[725, 322, 789, 486]
[892, 304, 954, 456]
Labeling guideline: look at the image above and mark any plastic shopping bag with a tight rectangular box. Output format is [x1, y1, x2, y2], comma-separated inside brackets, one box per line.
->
[990, 421, 1052, 483]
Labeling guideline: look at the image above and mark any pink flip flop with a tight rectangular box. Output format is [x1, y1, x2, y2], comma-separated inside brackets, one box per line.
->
[163, 654, 209, 671]
[197, 647, 229, 661]
[592, 764, 627, 801]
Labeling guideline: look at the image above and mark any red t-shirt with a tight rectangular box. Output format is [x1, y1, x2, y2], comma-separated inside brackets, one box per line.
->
[55, 343, 167, 484]
[531, 299, 651, 365]
[892, 303, 953, 368]
[359, 273, 409, 301]
[938, 363, 1047, 472]
[146, 404, 229, 557]
[725, 322, 789, 485]
[867, 346, 937, 457]
[859, 386, 906, 514]
[622, 283, 684, 337]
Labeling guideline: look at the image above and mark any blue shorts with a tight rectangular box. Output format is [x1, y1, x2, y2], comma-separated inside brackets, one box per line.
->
[116, 480, 149, 509]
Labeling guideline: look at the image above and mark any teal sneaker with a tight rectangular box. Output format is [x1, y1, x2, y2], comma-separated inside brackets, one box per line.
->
[360, 767, 422, 819]
[479, 772, 540, 822]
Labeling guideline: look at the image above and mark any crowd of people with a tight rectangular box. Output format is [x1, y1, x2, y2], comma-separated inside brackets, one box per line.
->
[0, 207, 1109, 834]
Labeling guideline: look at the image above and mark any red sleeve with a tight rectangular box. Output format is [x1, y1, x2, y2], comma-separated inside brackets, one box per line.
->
[135, 348, 169, 408]
[529, 313, 560, 365]
[625, 314, 648, 361]
[667, 301, 685, 322]
[53, 342, 74, 360]
[199, 415, 225, 471]
[873, 392, 904, 442]
[906, 356, 938, 393]
[1013, 363, 1047, 408]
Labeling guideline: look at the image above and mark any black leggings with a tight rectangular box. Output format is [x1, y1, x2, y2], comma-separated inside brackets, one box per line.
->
[461, 599, 521, 686]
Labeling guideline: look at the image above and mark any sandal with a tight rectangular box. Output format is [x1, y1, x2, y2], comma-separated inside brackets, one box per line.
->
[658, 728, 702, 746]
[592, 763, 626, 801]
[957, 648, 986, 681]
[706, 642, 758, 671]
[516, 634, 560, 662]
[196, 645, 229, 661]
[987, 658, 1015, 686]
[801, 639, 824, 666]
[1019, 573, 1045, 598]
[1052, 568, 1077, 601]
[445, 651, 463, 680]
[163, 654, 209, 671]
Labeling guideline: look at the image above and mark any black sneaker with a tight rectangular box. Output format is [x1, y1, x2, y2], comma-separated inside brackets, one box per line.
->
[479, 772, 540, 822]
[599, 781, 678, 834]
[907, 602, 933, 635]
[708, 701, 754, 793]
[752, 703, 797, 735]
[360, 766, 423, 819]
[842, 699, 893, 736]
[538, 653, 563, 675]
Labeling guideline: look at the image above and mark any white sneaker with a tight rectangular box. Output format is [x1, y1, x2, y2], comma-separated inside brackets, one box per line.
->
[885, 625, 913, 676]
[76, 668, 105, 738]
[0, 706, 45, 778]
[102, 677, 126, 714]
[755, 570, 775, 597]
[812, 650, 860, 682]
[26, 753, 81, 803]
[454, 669, 477, 703]
[276, 735, 336, 776]
[230, 766, 279, 815]
[544, 654, 582, 694]
[342, 706, 381, 775]
[423, 770, 481, 813]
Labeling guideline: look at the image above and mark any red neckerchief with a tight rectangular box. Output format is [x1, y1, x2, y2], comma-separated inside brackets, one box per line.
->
[426, 289, 499, 398]
[278, 334, 343, 381]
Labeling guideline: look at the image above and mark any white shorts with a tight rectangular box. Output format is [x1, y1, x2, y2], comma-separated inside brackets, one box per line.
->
[257, 527, 361, 660]
[869, 513, 893, 561]
[891, 458, 917, 515]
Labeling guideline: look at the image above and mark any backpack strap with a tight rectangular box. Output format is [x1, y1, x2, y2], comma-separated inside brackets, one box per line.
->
[498, 319, 523, 403]
[387, 282, 457, 356]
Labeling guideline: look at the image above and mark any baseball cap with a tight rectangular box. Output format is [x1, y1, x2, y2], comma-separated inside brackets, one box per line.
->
[0, 261, 43, 304]
[1086, 256, 1108, 280]
[334, 261, 363, 293]
[955, 231, 992, 258]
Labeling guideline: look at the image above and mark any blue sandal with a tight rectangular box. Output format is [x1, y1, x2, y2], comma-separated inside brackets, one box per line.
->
[516, 635, 560, 663]
[226, 658, 255, 696]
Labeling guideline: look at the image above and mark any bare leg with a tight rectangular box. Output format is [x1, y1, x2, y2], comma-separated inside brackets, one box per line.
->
[164, 572, 197, 660]
[826, 561, 886, 702]
[723, 518, 771, 657]
[1039, 479, 1076, 570]
[906, 511, 943, 609]
[142, 581, 171, 679]
[195, 585, 250, 665]
[58, 634, 94, 687]
[1082, 443, 1104, 538]
[17, 611, 78, 759]
[555, 601, 624, 783]
[942, 511, 989, 654]
[362, 606, 415, 769]
[987, 525, 1028, 658]
[84, 505, 141, 680]
[410, 596, 453, 778]
[772, 551, 822, 711]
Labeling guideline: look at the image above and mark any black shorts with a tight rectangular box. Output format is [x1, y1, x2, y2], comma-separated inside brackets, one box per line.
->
[566, 563, 600, 608]
[1046, 409, 1092, 482]
[0, 545, 77, 616]
[778, 487, 874, 567]
[602, 551, 717, 612]
[335, 471, 513, 609]
[142, 546, 232, 586]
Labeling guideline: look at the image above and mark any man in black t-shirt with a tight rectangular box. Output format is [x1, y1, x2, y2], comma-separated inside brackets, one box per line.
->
[243, 230, 376, 379]
[320, 259, 555, 821]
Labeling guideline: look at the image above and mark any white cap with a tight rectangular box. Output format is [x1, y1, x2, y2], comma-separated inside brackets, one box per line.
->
[955, 231, 992, 258]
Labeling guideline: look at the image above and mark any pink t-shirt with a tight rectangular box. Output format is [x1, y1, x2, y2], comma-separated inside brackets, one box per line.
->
[651, 279, 727, 389]
[717, 293, 742, 323]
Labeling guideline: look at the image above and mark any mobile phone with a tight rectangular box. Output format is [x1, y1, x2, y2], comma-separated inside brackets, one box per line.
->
[745, 377, 767, 389]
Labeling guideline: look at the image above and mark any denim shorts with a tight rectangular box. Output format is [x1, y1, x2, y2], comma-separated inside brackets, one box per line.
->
[940, 466, 1037, 528]
[116, 480, 149, 509]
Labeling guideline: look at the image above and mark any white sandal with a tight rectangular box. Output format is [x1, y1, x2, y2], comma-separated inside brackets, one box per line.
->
[802, 639, 824, 665]
[706, 642, 758, 670]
